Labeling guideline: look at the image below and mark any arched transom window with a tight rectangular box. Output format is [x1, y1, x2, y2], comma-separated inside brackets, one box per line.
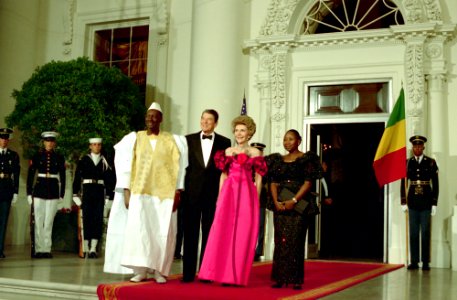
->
[302, 0, 404, 34]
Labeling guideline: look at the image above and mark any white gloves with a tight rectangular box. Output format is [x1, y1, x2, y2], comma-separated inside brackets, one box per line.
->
[11, 194, 18, 205]
[73, 195, 82, 206]
[104, 199, 112, 218]
[105, 198, 112, 209]
[27, 195, 33, 205]
[401, 204, 436, 215]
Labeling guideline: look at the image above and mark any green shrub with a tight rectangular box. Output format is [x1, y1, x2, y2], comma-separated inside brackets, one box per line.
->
[6, 57, 145, 162]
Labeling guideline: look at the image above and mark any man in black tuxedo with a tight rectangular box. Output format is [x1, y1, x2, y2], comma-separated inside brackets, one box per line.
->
[181, 109, 231, 282]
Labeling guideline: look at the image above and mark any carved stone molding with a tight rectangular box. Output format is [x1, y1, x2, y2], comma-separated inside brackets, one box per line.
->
[403, 0, 442, 23]
[403, 0, 426, 23]
[63, 0, 75, 55]
[259, 0, 298, 36]
[156, 36, 168, 47]
[405, 42, 425, 116]
[262, 50, 289, 151]
[156, 0, 169, 34]
[251, 0, 451, 149]
[259, 0, 443, 37]
[423, 0, 442, 22]
[255, 76, 271, 100]
[425, 43, 442, 59]
[269, 53, 287, 110]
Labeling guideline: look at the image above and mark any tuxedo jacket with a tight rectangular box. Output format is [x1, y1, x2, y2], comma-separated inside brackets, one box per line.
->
[184, 131, 231, 205]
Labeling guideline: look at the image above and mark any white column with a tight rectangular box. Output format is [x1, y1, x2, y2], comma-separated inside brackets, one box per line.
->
[426, 73, 450, 269]
[188, 0, 249, 136]
[425, 36, 451, 268]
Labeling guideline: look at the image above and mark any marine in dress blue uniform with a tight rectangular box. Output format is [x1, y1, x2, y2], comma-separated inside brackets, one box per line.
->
[73, 137, 115, 258]
[0, 128, 20, 258]
[27, 131, 66, 258]
[401, 135, 439, 271]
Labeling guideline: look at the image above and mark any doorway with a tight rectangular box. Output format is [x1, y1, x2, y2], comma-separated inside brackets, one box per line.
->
[309, 122, 385, 262]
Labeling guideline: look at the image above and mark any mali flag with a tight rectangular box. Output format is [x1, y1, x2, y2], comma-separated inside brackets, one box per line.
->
[373, 88, 406, 186]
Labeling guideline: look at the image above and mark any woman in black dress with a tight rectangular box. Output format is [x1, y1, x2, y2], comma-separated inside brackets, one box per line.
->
[267, 129, 322, 290]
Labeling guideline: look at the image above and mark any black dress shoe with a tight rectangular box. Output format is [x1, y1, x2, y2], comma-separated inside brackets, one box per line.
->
[271, 282, 283, 288]
[407, 264, 419, 270]
[180, 278, 194, 283]
[88, 252, 97, 259]
[221, 283, 241, 287]
[43, 253, 53, 258]
[254, 255, 261, 262]
[34, 252, 43, 258]
[199, 279, 213, 283]
[0, 253, 5, 259]
[174, 254, 182, 259]
[422, 264, 430, 271]
[293, 284, 302, 290]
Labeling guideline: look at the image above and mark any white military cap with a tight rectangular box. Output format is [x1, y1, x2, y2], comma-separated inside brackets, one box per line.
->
[89, 138, 102, 144]
[41, 131, 59, 140]
[148, 102, 162, 113]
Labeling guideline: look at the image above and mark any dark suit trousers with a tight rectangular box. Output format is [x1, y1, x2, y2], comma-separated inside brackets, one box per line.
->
[0, 200, 12, 254]
[182, 200, 216, 281]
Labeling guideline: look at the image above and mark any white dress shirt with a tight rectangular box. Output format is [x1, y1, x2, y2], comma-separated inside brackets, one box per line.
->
[201, 132, 214, 167]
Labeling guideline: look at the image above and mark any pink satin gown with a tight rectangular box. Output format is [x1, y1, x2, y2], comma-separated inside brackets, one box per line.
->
[198, 151, 267, 286]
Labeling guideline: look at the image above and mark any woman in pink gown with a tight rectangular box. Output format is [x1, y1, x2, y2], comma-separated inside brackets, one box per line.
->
[198, 115, 267, 286]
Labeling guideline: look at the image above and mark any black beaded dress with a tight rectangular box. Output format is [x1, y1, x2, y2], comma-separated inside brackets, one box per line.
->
[267, 151, 322, 285]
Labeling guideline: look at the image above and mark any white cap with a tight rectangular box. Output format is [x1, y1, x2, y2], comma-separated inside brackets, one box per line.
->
[89, 138, 102, 144]
[41, 131, 59, 140]
[148, 102, 162, 113]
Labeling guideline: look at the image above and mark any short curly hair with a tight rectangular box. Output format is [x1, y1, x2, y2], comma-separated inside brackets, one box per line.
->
[231, 115, 256, 138]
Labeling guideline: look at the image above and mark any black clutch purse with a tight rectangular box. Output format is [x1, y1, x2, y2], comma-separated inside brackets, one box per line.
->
[278, 187, 295, 202]
[278, 187, 310, 215]
[294, 199, 309, 215]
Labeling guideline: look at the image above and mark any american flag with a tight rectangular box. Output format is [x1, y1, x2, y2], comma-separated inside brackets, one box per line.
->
[240, 92, 247, 115]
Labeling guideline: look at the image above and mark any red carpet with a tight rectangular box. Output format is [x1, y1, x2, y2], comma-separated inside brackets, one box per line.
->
[97, 260, 403, 300]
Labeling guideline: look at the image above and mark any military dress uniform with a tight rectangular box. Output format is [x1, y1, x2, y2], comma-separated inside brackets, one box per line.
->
[401, 135, 439, 270]
[27, 136, 66, 258]
[0, 129, 20, 258]
[73, 152, 115, 258]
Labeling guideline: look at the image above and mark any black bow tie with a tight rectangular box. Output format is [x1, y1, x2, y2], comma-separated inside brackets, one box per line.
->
[202, 135, 213, 140]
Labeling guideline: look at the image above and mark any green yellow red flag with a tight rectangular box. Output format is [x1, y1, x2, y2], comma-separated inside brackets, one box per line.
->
[373, 88, 406, 186]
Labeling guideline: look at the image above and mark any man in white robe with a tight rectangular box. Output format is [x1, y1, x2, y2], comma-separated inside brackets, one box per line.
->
[103, 102, 188, 283]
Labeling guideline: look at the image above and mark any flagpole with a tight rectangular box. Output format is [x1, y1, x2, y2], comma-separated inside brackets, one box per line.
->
[404, 179, 409, 266]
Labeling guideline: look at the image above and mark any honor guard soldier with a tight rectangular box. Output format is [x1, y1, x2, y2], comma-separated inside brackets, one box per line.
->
[0, 128, 20, 258]
[401, 135, 439, 271]
[73, 137, 115, 258]
[27, 131, 66, 258]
